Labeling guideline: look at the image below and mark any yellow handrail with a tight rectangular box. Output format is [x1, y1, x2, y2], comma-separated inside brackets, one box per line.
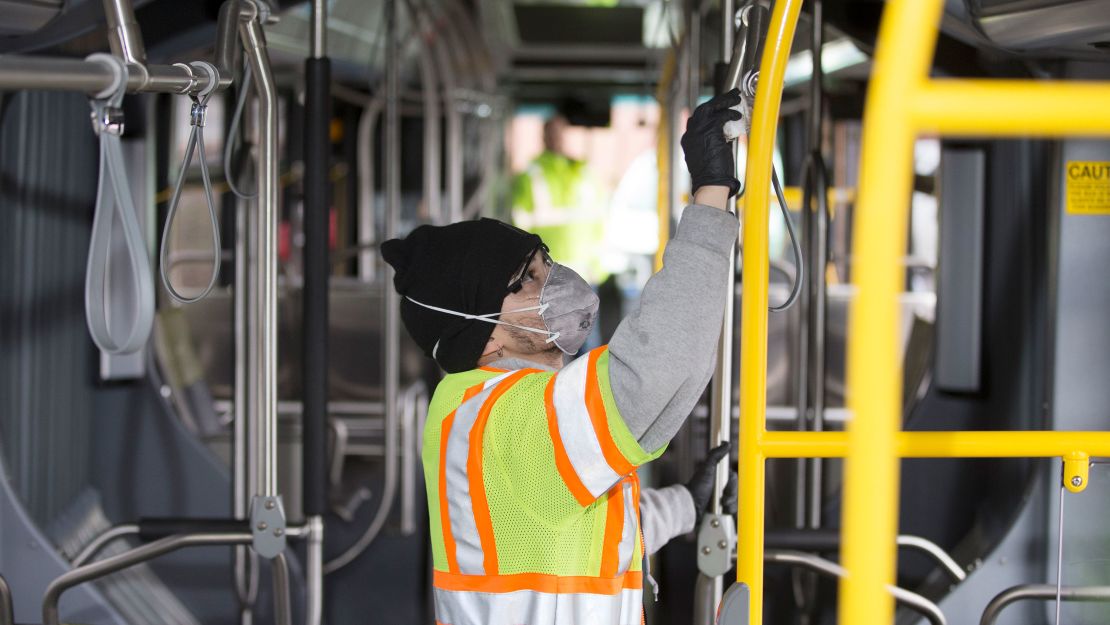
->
[730, 0, 1110, 624]
[842, 1, 1110, 622]
[736, 0, 804, 621]
[761, 431, 1110, 459]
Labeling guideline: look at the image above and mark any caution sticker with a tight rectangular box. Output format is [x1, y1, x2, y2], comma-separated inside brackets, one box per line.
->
[1066, 161, 1110, 215]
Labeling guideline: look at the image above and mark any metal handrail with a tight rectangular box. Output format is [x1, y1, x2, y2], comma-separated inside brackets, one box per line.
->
[896, 535, 965, 583]
[43, 532, 253, 625]
[763, 552, 945, 625]
[71, 524, 140, 567]
[761, 529, 965, 583]
[765, 550, 946, 625]
[979, 583, 1110, 625]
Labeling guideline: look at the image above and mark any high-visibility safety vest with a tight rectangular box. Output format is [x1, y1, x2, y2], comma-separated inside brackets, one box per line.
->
[423, 346, 665, 625]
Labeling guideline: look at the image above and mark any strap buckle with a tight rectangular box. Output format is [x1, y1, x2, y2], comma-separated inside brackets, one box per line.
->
[90, 106, 125, 136]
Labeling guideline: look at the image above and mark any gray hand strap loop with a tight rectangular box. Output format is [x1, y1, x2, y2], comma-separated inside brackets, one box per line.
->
[84, 53, 155, 355]
[224, 61, 257, 200]
[159, 61, 222, 304]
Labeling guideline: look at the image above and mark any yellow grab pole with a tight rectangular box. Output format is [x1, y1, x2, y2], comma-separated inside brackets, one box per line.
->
[839, 1, 944, 624]
[654, 49, 679, 273]
[735, 0, 804, 622]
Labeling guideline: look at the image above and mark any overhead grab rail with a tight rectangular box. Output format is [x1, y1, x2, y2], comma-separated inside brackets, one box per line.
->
[729, 0, 1110, 624]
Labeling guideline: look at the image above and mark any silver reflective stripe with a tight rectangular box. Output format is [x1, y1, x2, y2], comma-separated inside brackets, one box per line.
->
[434, 587, 643, 625]
[444, 372, 515, 574]
[616, 481, 638, 573]
[552, 355, 622, 498]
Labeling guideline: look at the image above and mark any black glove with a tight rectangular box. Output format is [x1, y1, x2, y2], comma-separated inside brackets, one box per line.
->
[686, 442, 733, 521]
[681, 89, 743, 198]
[721, 469, 738, 517]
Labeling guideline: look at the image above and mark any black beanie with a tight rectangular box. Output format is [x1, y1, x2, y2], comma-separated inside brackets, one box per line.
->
[380, 219, 543, 373]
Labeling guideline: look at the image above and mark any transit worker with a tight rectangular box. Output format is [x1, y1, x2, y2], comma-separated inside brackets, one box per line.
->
[511, 114, 608, 285]
[381, 89, 743, 625]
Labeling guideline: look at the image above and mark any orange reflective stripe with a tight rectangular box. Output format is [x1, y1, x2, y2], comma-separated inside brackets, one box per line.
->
[599, 481, 626, 577]
[545, 376, 595, 506]
[468, 369, 538, 575]
[433, 570, 643, 595]
[440, 383, 487, 574]
[584, 348, 635, 476]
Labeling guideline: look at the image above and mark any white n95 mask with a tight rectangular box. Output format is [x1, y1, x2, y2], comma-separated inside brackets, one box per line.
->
[407, 262, 599, 357]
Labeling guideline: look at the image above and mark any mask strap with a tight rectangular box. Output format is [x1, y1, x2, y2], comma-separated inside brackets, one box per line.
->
[406, 297, 557, 342]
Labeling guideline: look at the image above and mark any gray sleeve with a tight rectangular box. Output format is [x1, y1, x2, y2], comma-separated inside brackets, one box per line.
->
[608, 204, 738, 452]
[639, 485, 696, 556]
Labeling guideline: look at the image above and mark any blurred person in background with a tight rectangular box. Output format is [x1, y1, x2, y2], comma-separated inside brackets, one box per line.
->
[511, 113, 608, 287]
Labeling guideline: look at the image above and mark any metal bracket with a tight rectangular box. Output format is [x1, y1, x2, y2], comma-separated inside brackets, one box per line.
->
[718, 581, 751, 625]
[250, 495, 287, 558]
[697, 513, 737, 577]
[1063, 452, 1089, 493]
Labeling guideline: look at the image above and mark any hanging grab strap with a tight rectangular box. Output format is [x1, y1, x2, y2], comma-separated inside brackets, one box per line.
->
[223, 61, 256, 200]
[85, 53, 155, 355]
[159, 61, 222, 304]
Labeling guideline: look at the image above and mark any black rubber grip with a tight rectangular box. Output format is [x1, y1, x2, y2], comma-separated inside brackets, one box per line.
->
[137, 518, 251, 541]
[302, 56, 332, 518]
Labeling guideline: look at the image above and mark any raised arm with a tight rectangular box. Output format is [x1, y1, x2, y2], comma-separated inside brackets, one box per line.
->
[607, 90, 742, 452]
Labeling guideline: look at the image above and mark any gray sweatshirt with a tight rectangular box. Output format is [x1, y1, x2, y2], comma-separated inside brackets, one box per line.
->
[608, 204, 738, 451]
[490, 203, 738, 554]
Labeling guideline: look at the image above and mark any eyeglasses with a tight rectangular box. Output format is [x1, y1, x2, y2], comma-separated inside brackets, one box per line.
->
[507, 245, 552, 294]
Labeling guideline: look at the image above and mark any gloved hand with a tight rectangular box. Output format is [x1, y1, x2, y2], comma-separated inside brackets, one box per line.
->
[686, 442, 734, 522]
[681, 89, 743, 198]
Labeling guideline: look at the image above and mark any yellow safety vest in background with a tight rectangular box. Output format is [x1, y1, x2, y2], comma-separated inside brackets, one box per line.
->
[511, 151, 608, 284]
[423, 347, 665, 625]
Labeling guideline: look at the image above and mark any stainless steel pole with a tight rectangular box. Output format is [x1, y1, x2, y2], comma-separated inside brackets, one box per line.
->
[305, 515, 324, 625]
[804, 0, 828, 533]
[384, 0, 402, 531]
[239, 0, 286, 558]
[241, 0, 278, 501]
[311, 0, 327, 59]
[703, 0, 738, 617]
[407, 0, 444, 224]
[102, 0, 147, 64]
[271, 553, 293, 625]
[233, 119, 259, 622]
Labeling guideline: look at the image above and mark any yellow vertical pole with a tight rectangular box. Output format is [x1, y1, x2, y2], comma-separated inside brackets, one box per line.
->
[839, 0, 943, 623]
[655, 49, 678, 273]
[735, 1, 804, 623]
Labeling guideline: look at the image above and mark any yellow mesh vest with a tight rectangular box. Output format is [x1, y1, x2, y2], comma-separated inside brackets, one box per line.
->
[422, 348, 665, 625]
